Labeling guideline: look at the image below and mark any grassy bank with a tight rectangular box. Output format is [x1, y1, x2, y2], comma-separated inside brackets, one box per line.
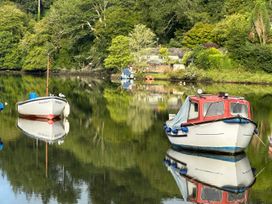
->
[162, 67, 272, 84]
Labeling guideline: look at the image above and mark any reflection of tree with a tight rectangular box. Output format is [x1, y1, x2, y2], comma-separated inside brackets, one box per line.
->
[104, 88, 154, 135]
[127, 97, 153, 134]
[0, 138, 81, 204]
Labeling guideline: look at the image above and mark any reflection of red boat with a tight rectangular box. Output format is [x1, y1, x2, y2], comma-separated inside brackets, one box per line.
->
[164, 148, 255, 203]
[164, 93, 257, 153]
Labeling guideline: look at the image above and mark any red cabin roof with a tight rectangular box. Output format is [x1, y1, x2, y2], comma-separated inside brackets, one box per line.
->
[185, 94, 252, 125]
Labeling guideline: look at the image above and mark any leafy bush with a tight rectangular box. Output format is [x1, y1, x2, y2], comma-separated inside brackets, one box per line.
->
[181, 51, 193, 66]
[104, 35, 133, 70]
[230, 43, 272, 72]
[182, 23, 214, 48]
[193, 47, 233, 70]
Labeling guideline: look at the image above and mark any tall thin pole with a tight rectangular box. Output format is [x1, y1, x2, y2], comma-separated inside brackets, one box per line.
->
[46, 54, 50, 96]
[45, 142, 48, 177]
[37, 0, 41, 21]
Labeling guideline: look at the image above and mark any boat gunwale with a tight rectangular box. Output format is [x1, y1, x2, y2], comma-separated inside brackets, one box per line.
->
[182, 116, 257, 128]
[17, 96, 67, 106]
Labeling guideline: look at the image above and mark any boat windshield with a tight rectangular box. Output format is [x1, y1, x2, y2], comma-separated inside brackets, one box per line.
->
[201, 186, 222, 202]
[203, 101, 224, 117]
[230, 103, 248, 118]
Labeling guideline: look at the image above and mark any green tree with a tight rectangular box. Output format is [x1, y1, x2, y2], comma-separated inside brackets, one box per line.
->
[251, 0, 270, 45]
[91, 6, 139, 65]
[21, 0, 96, 70]
[104, 35, 133, 69]
[129, 24, 156, 66]
[182, 22, 214, 48]
[0, 3, 30, 69]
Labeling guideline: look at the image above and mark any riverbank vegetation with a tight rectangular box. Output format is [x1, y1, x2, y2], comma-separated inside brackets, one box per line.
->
[1, 0, 272, 81]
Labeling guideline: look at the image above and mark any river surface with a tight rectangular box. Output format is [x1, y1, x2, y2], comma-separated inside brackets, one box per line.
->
[0, 75, 271, 204]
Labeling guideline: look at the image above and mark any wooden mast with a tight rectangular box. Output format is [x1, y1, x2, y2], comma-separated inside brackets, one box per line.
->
[45, 53, 50, 177]
[46, 53, 50, 96]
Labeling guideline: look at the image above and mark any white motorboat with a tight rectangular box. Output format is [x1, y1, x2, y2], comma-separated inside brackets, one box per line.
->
[164, 93, 257, 153]
[17, 93, 70, 119]
[17, 117, 69, 144]
[164, 148, 255, 203]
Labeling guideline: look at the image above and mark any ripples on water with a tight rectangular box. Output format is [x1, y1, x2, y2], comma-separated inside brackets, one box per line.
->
[0, 75, 271, 204]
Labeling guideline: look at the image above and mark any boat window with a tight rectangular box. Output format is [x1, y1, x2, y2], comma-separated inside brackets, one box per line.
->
[188, 101, 199, 120]
[228, 192, 245, 201]
[188, 182, 197, 199]
[203, 101, 224, 117]
[201, 186, 222, 201]
[230, 103, 248, 118]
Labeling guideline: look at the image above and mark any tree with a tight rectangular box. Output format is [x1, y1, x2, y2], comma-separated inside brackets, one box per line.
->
[91, 6, 139, 65]
[21, 0, 96, 70]
[129, 24, 156, 66]
[104, 35, 133, 69]
[182, 22, 214, 48]
[0, 2, 30, 69]
[251, 0, 270, 45]
[129, 24, 156, 52]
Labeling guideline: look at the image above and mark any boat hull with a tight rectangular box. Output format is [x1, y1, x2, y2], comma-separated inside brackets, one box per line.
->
[164, 148, 255, 193]
[17, 118, 68, 143]
[166, 119, 256, 153]
[17, 96, 68, 119]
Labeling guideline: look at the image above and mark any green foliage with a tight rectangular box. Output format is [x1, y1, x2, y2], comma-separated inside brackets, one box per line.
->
[222, 0, 254, 15]
[159, 47, 170, 64]
[181, 51, 193, 65]
[0, 2, 30, 69]
[104, 35, 133, 69]
[129, 24, 156, 52]
[212, 14, 250, 47]
[193, 47, 233, 70]
[251, 0, 270, 45]
[182, 23, 214, 48]
[229, 43, 272, 72]
[22, 46, 48, 70]
[92, 6, 139, 64]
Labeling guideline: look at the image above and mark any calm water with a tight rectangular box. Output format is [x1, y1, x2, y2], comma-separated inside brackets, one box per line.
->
[0, 75, 271, 204]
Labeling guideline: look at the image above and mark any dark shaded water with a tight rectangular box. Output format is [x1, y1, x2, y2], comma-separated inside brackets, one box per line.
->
[0, 75, 271, 204]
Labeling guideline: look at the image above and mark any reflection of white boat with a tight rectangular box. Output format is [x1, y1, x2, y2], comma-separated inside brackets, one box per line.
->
[17, 94, 70, 120]
[17, 118, 69, 144]
[164, 148, 255, 203]
[164, 93, 257, 153]
[121, 79, 134, 90]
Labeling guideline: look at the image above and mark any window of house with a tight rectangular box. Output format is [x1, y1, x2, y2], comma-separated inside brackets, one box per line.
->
[230, 103, 248, 118]
[203, 101, 224, 117]
[188, 101, 199, 120]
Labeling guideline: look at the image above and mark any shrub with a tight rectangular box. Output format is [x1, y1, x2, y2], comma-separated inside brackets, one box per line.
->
[182, 23, 214, 48]
[193, 47, 233, 70]
[230, 43, 272, 72]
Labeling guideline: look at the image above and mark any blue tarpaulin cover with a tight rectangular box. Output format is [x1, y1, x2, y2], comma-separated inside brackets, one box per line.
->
[166, 97, 190, 129]
[122, 68, 132, 76]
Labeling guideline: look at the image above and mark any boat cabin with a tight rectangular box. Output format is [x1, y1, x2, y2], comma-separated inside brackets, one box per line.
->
[186, 93, 252, 124]
[187, 180, 248, 204]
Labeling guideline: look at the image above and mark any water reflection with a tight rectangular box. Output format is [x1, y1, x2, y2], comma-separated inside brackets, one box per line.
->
[121, 79, 134, 90]
[17, 118, 69, 144]
[164, 148, 255, 203]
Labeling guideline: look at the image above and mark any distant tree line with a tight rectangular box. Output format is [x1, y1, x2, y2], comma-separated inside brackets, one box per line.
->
[1, 0, 272, 72]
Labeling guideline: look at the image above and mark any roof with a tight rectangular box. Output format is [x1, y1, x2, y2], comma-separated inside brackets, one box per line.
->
[190, 94, 248, 103]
